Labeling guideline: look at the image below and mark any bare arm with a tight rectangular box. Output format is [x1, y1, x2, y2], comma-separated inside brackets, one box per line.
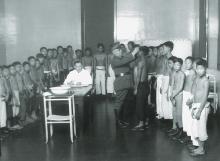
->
[172, 72, 185, 98]
[198, 79, 209, 111]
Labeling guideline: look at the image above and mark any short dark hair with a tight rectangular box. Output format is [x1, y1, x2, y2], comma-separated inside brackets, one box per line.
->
[168, 56, 177, 62]
[57, 46, 63, 50]
[23, 61, 30, 67]
[128, 41, 135, 47]
[40, 47, 47, 52]
[163, 41, 174, 51]
[139, 46, 149, 55]
[148, 46, 154, 50]
[196, 59, 207, 68]
[75, 49, 81, 53]
[185, 56, 194, 62]
[74, 60, 82, 65]
[157, 44, 164, 49]
[28, 56, 35, 61]
[67, 45, 72, 49]
[174, 57, 183, 65]
[2, 65, 9, 69]
[85, 47, 92, 53]
[97, 43, 104, 49]
[13, 61, 21, 66]
[36, 53, 44, 58]
[119, 43, 125, 48]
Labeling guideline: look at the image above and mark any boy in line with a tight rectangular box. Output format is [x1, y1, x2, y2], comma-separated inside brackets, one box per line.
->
[179, 57, 196, 144]
[169, 58, 185, 140]
[94, 43, 107, 95]
[187, 59, 210, 156]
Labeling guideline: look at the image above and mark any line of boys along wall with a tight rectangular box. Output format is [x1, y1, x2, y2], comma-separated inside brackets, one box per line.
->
[0, 0, 219, 70]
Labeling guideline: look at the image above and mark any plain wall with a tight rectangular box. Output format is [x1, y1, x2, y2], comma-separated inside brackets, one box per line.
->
[0, 0, 6, 65]
[115, 0, 200, 54]
[3, 0, 81, 64]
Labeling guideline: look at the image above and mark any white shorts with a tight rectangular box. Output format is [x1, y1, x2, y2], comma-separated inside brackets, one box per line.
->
[191, 103, 210, 142]
[0, 99, 6, 128]
[182, 91, 193, 136]
[161, 76, 172, 119]
[156, 75, 163, 118]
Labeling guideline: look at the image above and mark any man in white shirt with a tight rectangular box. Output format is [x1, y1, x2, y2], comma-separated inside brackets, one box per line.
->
[64, 61, 92, 85]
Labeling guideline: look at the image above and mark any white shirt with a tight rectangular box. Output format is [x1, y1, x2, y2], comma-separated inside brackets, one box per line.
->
[64, 69, 92, 85]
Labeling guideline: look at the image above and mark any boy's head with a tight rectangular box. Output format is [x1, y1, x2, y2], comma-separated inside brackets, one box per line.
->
[47, 49, 53, 58]
[148, 46, 154, 56]
[163, 41, 174, 54]
[168, 56, 177, 69]
[127, 41, 135, 51]
[28, 56, 36, 67]
[35, 59, 41, 68]
[52, 49, 58, 58]
[138, 46, 149, 57]
[97, 43, 105, 53]
[158, 44, 165, 56]
[75, 49, 82, 58]
[13, 61, 22, 72]
[193, 58, 202, 70]
[40, 47, 47, 56]
[67, 45, 73, 53]
[9, 65, 16, 75]
[57, 46, 63, 54]
[2, 66, 9, 77]
[196, 59, 207, 77]
[85, 48, 92, 56]
[119, 44, 126, 52]
[153, 47, 158, 56]
[74, 61, 83, 73]
[63, 49, 68, 57]
[23, 62, 30, 72]
[36, 53, 45, 64]
[174, 58, 183, 71]
[185, 56, 194, 70]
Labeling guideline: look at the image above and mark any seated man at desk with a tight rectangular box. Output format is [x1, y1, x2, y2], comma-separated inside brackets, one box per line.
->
[64, 61, 92, 85]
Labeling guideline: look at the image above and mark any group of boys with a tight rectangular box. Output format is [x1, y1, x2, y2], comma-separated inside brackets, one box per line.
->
[153, 42, 210, 156]
[110, 40, 210, 156]
[0, 41, 211, 156]
[0, 45, 88, 140]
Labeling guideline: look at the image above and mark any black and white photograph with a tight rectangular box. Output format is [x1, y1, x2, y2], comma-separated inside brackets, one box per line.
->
[0, 0, 220, 161]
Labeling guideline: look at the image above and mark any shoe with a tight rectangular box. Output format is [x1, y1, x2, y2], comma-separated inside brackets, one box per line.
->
[178, 136, 187, 144]
[168, 129, 179, 136]
[190, 149, 205, 156]
[26, 116, 35, 124]
[118, 120, 129, 128]
[187, 144, 198, 151]
[9, 124, 23, 130]
[167, 128, 176, 133]
[172, 129, 183, 140]
[132, 126, 145, 131]
[1, 128, 9, 134]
